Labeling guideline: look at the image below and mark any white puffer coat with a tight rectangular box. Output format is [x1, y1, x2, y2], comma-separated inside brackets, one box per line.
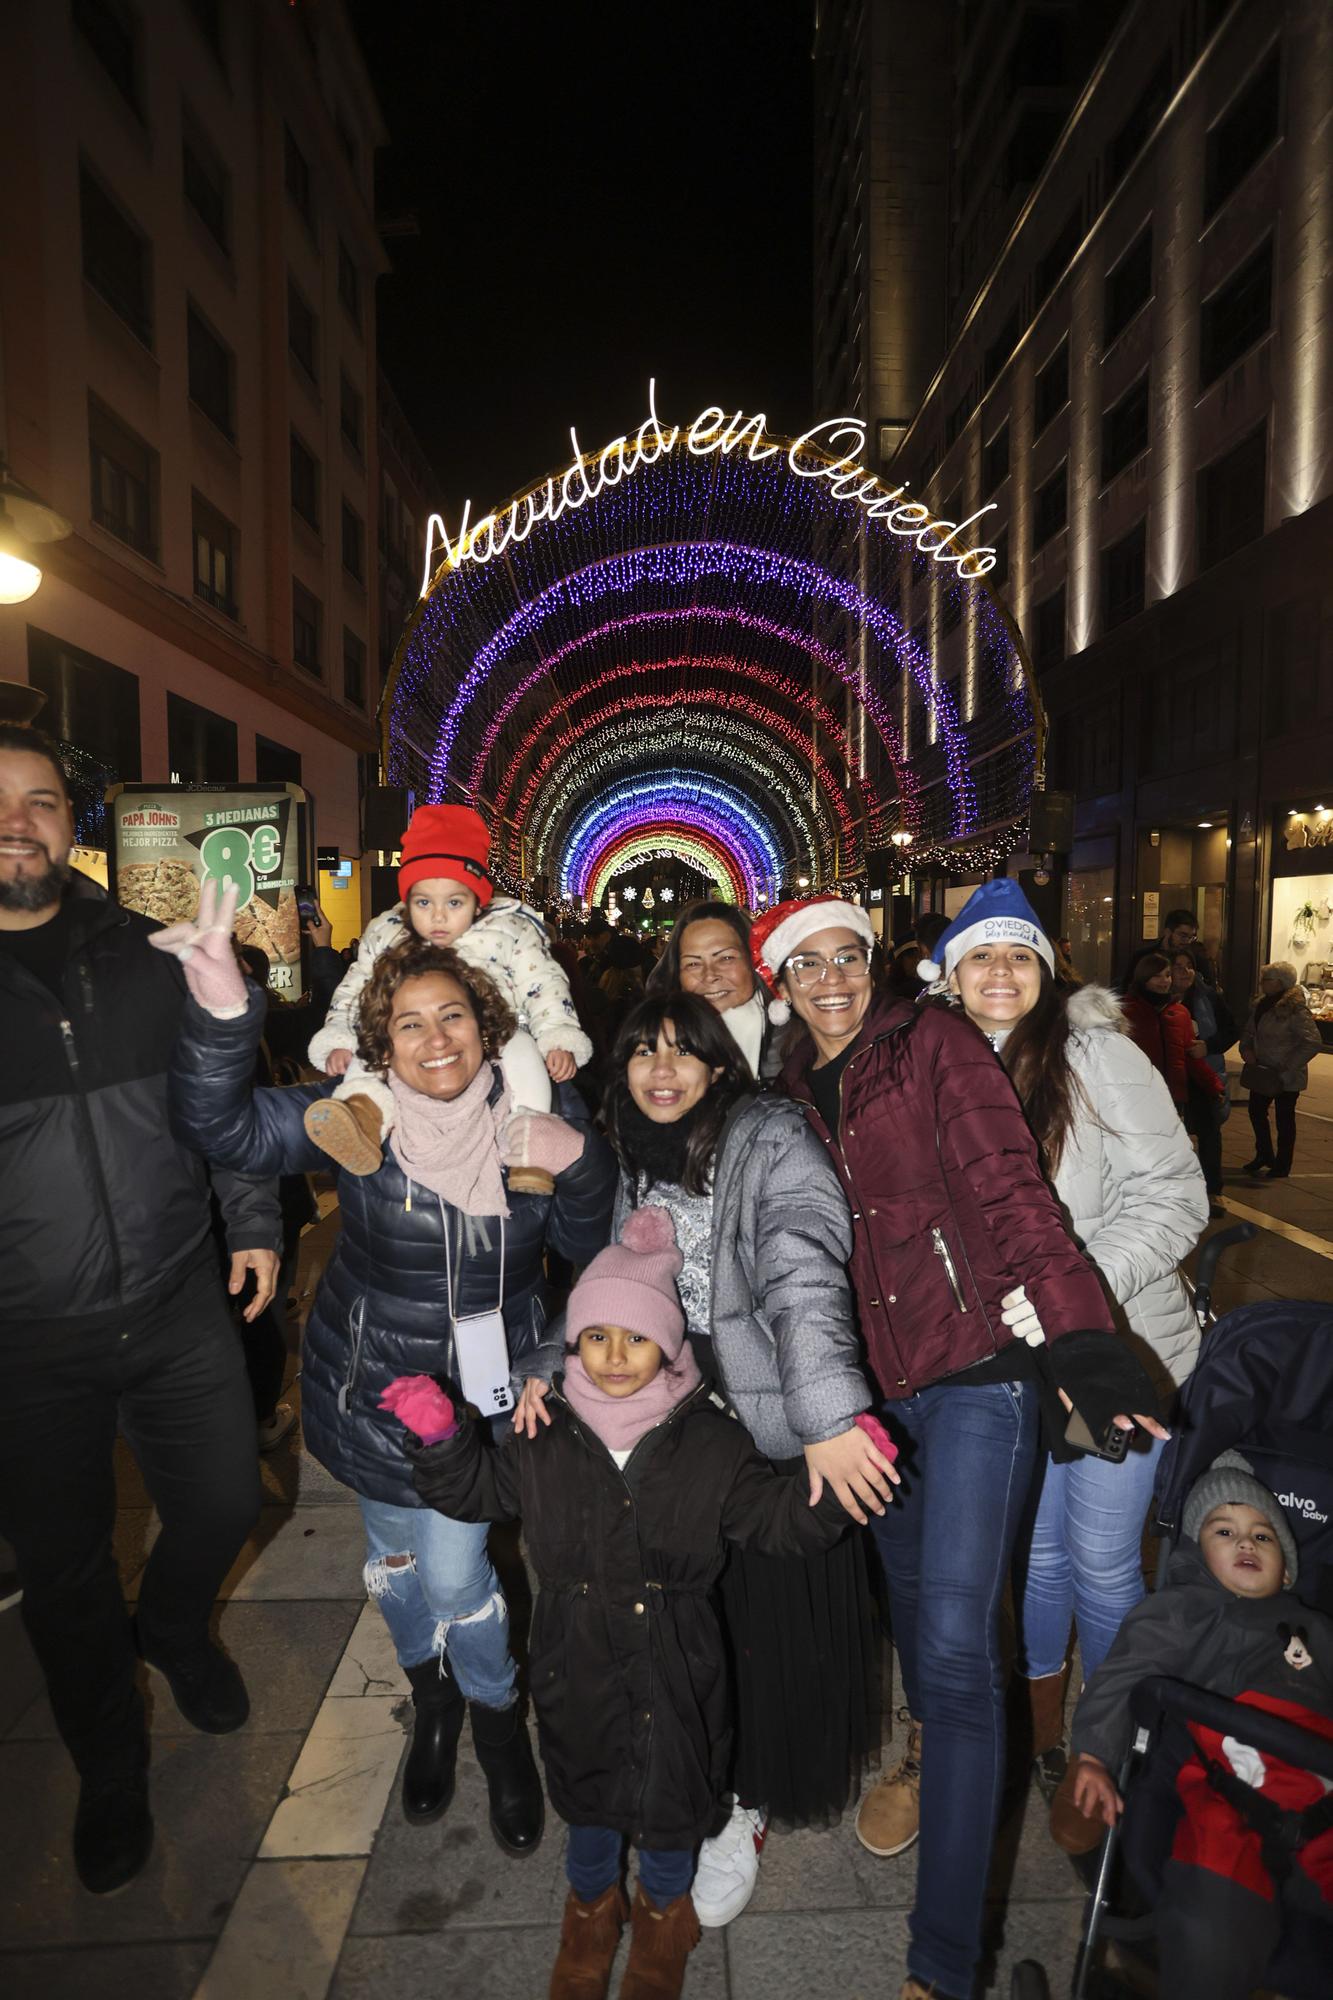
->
[1053, 985, 1209, 1397]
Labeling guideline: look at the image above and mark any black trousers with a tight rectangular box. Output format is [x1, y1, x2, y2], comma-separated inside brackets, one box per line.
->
[0, 1255, 261, 1777]
[1184, 1084, 1223, 1197]
[1247, 1089, 1299, 1174]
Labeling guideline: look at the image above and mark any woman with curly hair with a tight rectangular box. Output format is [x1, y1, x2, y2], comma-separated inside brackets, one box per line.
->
[158, 896, 617, 1852]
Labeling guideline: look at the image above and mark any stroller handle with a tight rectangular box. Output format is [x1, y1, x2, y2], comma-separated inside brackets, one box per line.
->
[1129, 1675, 1333, 1782]
[1192, 1220, 1259, 1319]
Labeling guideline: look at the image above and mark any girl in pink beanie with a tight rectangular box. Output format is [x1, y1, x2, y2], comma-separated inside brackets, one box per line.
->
[383, 1203, 882, 2000]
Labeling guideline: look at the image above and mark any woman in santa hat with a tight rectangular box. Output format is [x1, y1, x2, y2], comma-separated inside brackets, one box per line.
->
[755, 887, 1162, 2000]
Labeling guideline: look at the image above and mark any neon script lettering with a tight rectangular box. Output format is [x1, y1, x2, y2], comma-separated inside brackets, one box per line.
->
[420, 385, 998, 594]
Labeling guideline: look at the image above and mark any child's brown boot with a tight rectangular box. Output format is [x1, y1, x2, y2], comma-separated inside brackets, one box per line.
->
[303, 1093, 383, 1175]
[548, 1882, 628, 1999]
[618, 1885, 700, 1998]
[1048, 1758, 1104, 1855]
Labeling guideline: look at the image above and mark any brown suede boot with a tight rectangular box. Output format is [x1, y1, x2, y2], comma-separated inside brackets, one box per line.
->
[548, 1883, 629, 2000]
[617, 1885, 701, 1998]
[1027, 1669, 1069, 1801]
[303, 1093, 384, 1175]
[855, 1710, 922, 1857]
[1048, 1756, 1105, 1855]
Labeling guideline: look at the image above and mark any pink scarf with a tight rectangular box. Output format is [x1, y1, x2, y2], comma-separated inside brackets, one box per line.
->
[387, 1061, 511, 1217]
[561, 1344, 703, 1454]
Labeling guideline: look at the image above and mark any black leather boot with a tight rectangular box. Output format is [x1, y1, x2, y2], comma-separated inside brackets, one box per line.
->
[402, 1659, 465, 1824]
[73, 1764, 154, 1895]
[470, 1697, 544, 1856]
[135, 1618, 249, 1734]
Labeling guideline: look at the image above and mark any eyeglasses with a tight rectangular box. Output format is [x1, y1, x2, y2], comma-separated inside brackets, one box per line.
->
[785, 946, 873, 989]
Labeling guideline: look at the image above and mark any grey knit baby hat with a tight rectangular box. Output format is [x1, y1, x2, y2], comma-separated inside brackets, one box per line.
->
[1182, 1449, 1298, 1582]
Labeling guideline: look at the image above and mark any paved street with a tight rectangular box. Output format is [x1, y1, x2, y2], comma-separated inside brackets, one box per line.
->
[3, 1085, 1331, 2000]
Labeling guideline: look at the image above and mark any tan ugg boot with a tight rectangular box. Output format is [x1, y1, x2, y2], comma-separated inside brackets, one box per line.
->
[1048, 1757, 1105, 1855]
[899, 1979, 963, 1999]
[548, 1882, 628, 2000]
[855, 1711, 922, 1857]
[303, 1092, 384, 1175]
[617, 1885, 701, 1998]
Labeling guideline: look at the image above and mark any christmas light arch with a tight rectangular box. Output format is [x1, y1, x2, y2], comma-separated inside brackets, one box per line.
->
[385, 391, 1042, 902]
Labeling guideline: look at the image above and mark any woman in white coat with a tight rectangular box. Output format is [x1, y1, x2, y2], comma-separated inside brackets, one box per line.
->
[943, 894, 1208, 1840]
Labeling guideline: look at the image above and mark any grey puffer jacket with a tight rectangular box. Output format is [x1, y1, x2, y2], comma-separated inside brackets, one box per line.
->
[1240, 987, 1324, 1093]
[1053, 985, 1208, 1397]
[536, 1095, 870, 1460]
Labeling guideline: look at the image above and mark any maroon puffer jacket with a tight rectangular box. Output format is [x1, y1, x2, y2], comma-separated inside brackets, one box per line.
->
[781, 996, 1114, 1399]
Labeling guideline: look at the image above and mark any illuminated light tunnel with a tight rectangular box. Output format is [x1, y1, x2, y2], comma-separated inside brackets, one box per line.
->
[385, 404, 1040, 905]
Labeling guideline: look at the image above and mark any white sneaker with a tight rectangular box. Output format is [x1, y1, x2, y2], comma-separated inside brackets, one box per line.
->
[691, 1797, 768, 1927]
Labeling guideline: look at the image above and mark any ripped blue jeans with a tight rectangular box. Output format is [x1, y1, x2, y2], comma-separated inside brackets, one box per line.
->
[358, 1495, 516, 1709]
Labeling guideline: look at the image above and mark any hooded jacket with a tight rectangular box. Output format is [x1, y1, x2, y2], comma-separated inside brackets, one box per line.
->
[308, 898, 593, 1073]
[0, 879, 279, 1340]
[1121, 991, 1223, 1107]
[781, 996, 1113, 1399]
[409, 1382, 848, 1850]
[169, 990, 616, 1506]
[1240, 987, 1324, 1094]
[1053, 985, 1209, 1396]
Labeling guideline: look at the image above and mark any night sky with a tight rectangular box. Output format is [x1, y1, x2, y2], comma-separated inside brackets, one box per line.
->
[347, 2, 815, 514]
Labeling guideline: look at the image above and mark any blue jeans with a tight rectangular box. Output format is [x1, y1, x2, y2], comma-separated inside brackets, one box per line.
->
[1015, 1434, 1164, 1683]
[358, 1494, 516, 1708]
[868, 1378, 1038, 1998]
[565, 1823, 694, 1910]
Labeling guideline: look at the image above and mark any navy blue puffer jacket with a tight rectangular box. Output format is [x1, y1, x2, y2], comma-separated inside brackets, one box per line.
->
[169, 991, 617, 1506]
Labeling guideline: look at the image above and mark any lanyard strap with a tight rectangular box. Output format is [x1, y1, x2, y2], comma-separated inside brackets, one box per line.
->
[439, 1201, 506, 1319]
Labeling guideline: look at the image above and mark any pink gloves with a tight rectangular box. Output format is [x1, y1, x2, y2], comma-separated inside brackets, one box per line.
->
[855, 1411, 898, 1463]
[147, 877, 249, 1016]
[380, 1374, 457, 1445]
[502, 1110, 587, 1179]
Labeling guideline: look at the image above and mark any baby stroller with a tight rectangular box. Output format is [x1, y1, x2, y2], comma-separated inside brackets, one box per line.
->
[1012, 1227, 1333, 1999]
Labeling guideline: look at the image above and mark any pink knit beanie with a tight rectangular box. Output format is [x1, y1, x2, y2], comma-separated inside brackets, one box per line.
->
[566, 1206, 686, 1357]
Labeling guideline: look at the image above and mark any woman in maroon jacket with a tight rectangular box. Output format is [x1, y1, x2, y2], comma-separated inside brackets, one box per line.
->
[752, 892, 1161, 2000]
[1122, 950, 1222, 1110]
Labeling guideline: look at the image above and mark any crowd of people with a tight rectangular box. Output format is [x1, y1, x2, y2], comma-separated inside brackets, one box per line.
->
[1, 724, 1329, 2000]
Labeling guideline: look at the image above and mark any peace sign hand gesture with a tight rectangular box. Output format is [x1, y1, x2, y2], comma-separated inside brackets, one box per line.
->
[148, 877, 249, 1016]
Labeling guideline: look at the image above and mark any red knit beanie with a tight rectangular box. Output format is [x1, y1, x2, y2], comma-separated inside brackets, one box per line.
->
[565, 1206, 686, 1356]
[397, 804, 494, 907]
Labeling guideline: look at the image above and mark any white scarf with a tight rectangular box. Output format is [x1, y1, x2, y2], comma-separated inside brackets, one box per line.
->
[721, 989, 767, 1079]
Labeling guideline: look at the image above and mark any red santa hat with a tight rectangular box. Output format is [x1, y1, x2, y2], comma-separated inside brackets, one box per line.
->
[749, 895, 876, 1025]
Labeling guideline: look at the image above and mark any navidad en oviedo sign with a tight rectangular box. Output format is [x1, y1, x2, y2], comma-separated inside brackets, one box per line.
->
[108, 782, 309, 997]
[420, 381, 1001, 593]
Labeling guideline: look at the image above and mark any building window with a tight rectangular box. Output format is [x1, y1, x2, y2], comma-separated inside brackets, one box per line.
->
[1106, 54, 1172, 194]
[27, 625, 141, 785]
[941, 584, 962, 635]
[1033, 464, 1067, 550]
[1197, 423, 1266, 572]
[1102, 375, 1150, 483]
[1204, 47, 1280, 219]
[192, 491, 237, 618]
[1102, 519, 1147, 630]
[73, 0, 140, 115]
[1199, 238, 1273, 388]
[1033, 585, 1066, 672]
[288, 276, 318, 382]
[983, 306, 1020, 389]
[1104, 228, 1153, 347]
[256, 734, 301, 785]
[982, 423, 1010, 494]
[292, 580, 322, 676]
[79, 165, 152, 345]
[337, 239, 361, 328]
[990, 527, 1009, 587]
[910, 617, 929, 658]
[186, 305, 233, 437]
[290, 431, 320, 530]
[343, 628, 367, 709]
[1035, 203, 1082, 306]
[341, 501, 364, 582]
[88, 396, 157, 559]
[167, 691, 237, 784]
[182, 128, 229, 252]
[340, 371, 363, 453]
[1035, 340, 1069, 435]
[284, 123, 314, 226]
[945, 390, 972, 448]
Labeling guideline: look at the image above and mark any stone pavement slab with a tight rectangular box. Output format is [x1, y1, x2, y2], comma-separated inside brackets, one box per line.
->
[0, 1940, 215, 2000]
[196, 1858, 366, 2000]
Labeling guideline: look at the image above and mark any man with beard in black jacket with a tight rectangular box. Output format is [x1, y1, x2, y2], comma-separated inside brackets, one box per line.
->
[0, 724, 280, 1895]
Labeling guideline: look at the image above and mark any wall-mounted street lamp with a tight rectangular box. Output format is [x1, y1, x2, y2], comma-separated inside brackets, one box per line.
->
[0, 467, 72, 605]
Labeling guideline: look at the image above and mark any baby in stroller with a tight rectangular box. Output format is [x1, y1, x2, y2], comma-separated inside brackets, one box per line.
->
[1067, 1452, 1333, 2000]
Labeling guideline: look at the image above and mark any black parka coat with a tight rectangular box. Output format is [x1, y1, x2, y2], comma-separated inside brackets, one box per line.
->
[410, 1383, 847, 1849]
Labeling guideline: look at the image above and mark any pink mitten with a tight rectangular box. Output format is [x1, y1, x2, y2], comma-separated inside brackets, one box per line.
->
[502, 1111, 586, 1179]
[380, 1374, 457, 1445]
[148, 877, 248, 1015]
[855, 1411, 898, 1463]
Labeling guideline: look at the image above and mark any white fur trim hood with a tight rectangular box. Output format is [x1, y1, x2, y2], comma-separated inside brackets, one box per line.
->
[1064, 983, 1129, 1036]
